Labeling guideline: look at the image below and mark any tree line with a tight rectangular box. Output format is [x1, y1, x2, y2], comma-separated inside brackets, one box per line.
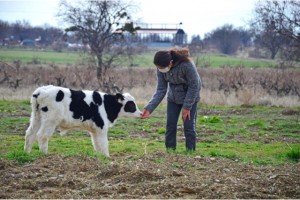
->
[0, 20, 64, 46]
[191, 1, 299, 62]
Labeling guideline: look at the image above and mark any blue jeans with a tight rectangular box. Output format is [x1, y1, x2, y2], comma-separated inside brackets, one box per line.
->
[165, 101, 198, 151]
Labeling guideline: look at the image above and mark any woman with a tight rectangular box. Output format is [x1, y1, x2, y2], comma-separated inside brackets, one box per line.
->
[141, 48, 202, 151]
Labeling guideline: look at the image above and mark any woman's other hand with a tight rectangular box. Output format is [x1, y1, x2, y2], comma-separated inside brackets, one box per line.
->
[182, 108, 190, 122]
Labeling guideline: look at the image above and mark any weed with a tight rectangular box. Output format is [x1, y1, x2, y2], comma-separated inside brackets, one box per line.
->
[199, 116, 223, 123]
[247, 121, 265, 127]
[286, 147, 300, 162]
[157, 127, 166, 134]
[6, 150, 43, 165]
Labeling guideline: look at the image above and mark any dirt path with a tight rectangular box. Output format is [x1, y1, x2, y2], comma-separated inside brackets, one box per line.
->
[1, 152, 299, 199]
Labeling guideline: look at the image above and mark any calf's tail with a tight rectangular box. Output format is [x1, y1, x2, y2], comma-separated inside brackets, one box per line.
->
[24, 90, 41, 152]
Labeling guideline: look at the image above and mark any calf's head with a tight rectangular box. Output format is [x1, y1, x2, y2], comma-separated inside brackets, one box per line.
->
[116, 93, 141, 118]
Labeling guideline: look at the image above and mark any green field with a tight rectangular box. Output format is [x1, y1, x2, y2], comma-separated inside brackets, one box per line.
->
[0, 49, 86, 64]
[195, 54, 277, 68]
[0, 100, 299, 165]
[0, 48, 278, 68]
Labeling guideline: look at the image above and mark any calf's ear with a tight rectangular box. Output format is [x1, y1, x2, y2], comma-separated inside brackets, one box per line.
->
[116, 93, 125, 101]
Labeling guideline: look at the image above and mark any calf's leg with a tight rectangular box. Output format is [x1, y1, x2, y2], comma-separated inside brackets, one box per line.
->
[36, 122, 56, 154]
[90, 129, 109, 157]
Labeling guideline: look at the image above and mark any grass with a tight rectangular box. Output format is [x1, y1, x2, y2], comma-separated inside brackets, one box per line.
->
[0, 100, 299, 165]
[0, 48, 279, 68]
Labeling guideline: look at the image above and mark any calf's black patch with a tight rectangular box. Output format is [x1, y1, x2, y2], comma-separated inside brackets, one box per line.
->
[93, 91, 102, 106]
[33, 93, 40, 110]
[104, 94, 123, 123]
[116, 93, 124, 101]
[124, 101, 136, 113]
[56, 90, 64, 102]
[69, 89, 104, 129]
[41, 106, 48, 112]
[33, 93, 40, 98]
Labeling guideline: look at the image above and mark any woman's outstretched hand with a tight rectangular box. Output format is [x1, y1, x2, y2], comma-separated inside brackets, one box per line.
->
[141, 109, 151, 119]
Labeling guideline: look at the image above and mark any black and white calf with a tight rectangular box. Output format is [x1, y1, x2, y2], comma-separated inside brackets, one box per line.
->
[24, 85, 141, 157]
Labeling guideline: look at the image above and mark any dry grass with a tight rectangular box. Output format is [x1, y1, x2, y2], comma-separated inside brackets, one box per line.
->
[0, 61, 299, 107]
[201, 88, 300, 107]
[1, 86, 299, 107]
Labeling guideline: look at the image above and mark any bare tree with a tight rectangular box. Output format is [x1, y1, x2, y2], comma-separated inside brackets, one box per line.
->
[253, 23, 284, 59]
[58, 0, 139, 84]
[251, 0, 300, 61]
[204, 24, 241, 55]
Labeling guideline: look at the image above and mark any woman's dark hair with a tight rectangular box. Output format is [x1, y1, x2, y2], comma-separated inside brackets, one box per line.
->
[153, 48, 191, 68]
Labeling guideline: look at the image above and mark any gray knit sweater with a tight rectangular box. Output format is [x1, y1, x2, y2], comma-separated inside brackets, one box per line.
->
[145, 61, 201, 113]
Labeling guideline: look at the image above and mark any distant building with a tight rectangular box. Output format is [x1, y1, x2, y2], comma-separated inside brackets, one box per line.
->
[126, 23, 188, 47]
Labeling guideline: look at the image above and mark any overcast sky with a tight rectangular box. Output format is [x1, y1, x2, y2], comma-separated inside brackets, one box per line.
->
[0, 0, 257, 39]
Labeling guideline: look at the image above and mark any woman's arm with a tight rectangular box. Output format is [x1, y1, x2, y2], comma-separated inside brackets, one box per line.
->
[144, 69, 168, 113]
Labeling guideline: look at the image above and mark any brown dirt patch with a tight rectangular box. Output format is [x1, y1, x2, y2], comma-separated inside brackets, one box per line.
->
[1, 152, 299, 199]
